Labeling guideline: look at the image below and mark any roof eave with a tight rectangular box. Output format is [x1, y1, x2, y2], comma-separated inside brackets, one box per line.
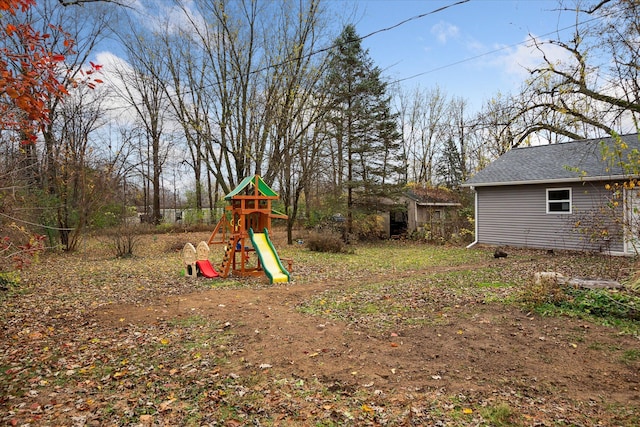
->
[461, 174, 632, 188]
[416, 202, 462, 207]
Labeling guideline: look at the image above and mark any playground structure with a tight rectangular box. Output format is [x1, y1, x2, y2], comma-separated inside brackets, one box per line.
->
[198, 175, 290, 283]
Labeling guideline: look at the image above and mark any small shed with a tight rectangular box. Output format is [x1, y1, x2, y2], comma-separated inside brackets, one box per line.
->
[462, 133, 640, 255]
[403, 186, 462, 239]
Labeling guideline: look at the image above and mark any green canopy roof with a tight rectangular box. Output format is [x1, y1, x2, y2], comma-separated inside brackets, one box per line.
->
[224, 175, 279, 200]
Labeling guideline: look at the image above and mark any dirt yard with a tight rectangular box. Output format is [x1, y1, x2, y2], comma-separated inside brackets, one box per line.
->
[1, 231, 639, 426]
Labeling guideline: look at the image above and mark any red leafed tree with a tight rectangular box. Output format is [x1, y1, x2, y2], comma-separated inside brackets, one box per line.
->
[0, 0, 69, 270]
[0, 0, 69, 144]
[0, 0, 111, 255]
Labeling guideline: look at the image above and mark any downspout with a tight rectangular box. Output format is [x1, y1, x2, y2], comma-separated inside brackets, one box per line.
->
[466, 186, 478, 249]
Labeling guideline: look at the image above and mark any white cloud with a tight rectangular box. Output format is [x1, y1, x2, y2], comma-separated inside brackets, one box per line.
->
[95, 50, 131, 72]
[135, 0, 207, 38]
[484, 34, 576, 87]
[91, 51, 139, 125]
[430, 21, 459, 44]
[465, 39, 485, 54]
[474, 36, 572, 90]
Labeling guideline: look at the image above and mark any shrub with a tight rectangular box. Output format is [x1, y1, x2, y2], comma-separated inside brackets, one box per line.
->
[306, 233, 346, 253]
[0, 271, 20, 291]
[560, 287, 640, 321]
[518, 274, 570, 307]
[519, 274, 640, 322]
[104, 223, 143, 258]
[183, 208, 206, 226]
[0, 225, 46, 270]
[90, 203, 129, 229]
[352, 213, 385, 240]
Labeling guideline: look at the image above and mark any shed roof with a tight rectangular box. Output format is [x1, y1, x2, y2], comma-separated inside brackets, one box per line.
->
[463, 133, 640, 187]
[405, 186, 461, 206]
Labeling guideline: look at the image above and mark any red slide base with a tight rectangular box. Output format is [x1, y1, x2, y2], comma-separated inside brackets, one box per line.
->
[196, 260, 219, 278]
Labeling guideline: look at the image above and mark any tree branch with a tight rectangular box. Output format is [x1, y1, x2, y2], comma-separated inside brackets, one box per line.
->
[58, 0, 132, 8]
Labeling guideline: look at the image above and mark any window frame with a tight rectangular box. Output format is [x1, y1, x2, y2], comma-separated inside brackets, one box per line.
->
[546, 187, 572, 214]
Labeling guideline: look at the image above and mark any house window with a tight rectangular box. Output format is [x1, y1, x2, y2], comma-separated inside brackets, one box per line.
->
[547, 188, 572, 213]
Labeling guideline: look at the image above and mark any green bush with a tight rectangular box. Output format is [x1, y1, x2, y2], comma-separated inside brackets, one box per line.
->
[0, 271, 20, 290]
[90, 203, 132, 229]
[559, 288, 640, 320]
[520, 278, 640, 322]
[183, 208, 205, 225]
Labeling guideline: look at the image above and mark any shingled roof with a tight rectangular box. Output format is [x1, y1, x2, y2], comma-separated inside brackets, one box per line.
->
[463, 133, 640, 187]
[406, 185, 461, 205]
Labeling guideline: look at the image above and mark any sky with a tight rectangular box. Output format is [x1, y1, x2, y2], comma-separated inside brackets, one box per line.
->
[93, 0, 580, 116]
[86, 0, 593, 191]
[329, 0, 578, 109]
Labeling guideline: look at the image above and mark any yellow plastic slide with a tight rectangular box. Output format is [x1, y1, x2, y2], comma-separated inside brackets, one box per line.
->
[249, 228, 290, 284]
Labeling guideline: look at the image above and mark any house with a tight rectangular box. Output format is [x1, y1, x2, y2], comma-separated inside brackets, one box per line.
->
[462, 133, 640, 255]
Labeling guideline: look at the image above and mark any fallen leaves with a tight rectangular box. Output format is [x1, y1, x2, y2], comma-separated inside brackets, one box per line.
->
[1, 234, 638, 426]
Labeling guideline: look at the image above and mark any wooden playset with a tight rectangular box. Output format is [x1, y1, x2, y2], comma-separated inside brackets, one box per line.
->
[182, 175, 290, 283]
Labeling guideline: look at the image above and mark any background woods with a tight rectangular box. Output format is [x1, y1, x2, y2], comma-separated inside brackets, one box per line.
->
[0, 0, 639, 254]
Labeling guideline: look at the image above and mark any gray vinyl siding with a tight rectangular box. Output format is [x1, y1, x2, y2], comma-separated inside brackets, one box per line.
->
[476, 182, 624, 252]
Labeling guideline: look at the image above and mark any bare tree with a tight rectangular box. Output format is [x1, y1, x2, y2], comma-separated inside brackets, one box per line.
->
[135, 0, 334, 237]
[506, 0, 640, 143]
[395, 86, 449, 185]
[50, 87, 111, 249]
[190, 0, 265, 190]
[156, 24, 210, 214]
[156, 0, 335, 198]
[113, 22, 172, 225]
[262, 0, 332, 243]
[436, 96, 469, 187]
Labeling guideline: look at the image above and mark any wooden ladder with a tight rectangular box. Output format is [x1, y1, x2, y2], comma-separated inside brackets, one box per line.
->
[219, 235, 239, 278]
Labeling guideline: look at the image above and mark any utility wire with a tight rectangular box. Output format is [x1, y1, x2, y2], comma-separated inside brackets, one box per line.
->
[103, 0, 603, 111]
[393, 14, 604, 84]
[103, 0, 471, 107]
[214, 0, 472, 79]
[0, 212, 76, 231]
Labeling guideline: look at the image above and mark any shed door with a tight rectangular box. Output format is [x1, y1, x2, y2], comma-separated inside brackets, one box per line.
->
[625, 188, 640, 254]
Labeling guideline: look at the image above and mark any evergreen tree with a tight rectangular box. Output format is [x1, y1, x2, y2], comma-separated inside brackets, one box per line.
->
[321, 24, 403, 238]
[437, 138, 465, 188]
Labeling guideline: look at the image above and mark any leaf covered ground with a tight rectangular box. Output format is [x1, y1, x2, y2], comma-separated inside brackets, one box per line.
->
[1, 230, 639, 426]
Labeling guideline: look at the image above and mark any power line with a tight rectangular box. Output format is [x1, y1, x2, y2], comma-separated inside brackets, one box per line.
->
[0, 212, 76, 231]
[360, 0, 470, 41]
[188, 0, 473, 91]
[392, 14, 604, 84]
[101, 0, 604, 114]
[102, 0, 472, 109]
